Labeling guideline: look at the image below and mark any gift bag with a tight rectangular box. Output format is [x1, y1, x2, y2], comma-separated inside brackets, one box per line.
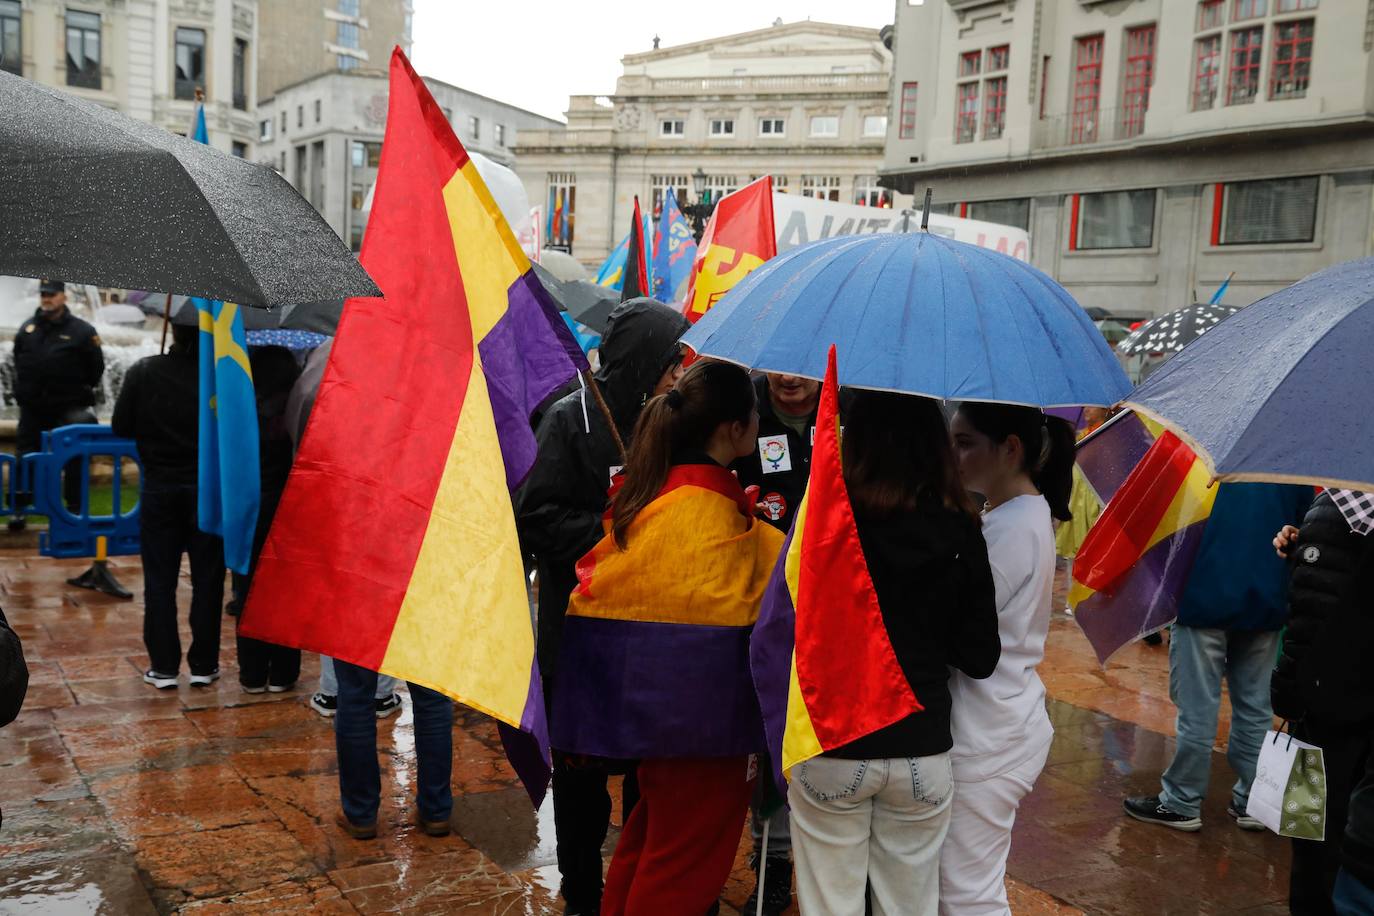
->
[1247, 728, 1327, 841]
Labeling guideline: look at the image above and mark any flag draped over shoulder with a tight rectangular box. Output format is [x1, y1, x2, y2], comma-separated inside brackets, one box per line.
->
[652, 187, 697, 305]
[239, 49, 586, 806]
[193, 103, 259, 575]
[1069, 426, 1218, 664]
[751, 346, 923, 789]
[683, 176, 776, 323]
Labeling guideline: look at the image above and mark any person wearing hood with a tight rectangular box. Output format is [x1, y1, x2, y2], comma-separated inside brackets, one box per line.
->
[516, 297, 689, 916]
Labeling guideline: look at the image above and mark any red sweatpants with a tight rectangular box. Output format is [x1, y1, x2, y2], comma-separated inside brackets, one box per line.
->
[601, 756, 755, 916]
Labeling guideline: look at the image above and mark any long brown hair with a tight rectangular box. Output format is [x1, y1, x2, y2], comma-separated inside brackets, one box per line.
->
[610, 360, 755, 548]
[842, 390, 978, 520]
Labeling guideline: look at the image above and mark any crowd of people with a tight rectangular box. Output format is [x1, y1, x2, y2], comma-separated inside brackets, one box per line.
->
[6, 285, 1374, 916]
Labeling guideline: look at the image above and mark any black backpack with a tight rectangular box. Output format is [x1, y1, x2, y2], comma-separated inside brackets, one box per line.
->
[0, 607, 28, 727]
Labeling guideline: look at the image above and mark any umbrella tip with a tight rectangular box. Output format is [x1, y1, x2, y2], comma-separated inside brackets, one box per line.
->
[920, 188, 933, 232]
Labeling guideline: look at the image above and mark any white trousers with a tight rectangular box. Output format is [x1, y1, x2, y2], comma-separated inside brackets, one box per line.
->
[938, 738, 1052, 916]
[789, 754, 954, 916]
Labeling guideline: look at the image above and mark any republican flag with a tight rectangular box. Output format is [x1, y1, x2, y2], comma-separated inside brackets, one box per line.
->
[620, 196, 650, 302]
[240, 49, 586, 806]
[191, 102, 259, 575]
[751, 346, 923, 788]
[683, 176, 776, 323]
[652, 186, 697, 304]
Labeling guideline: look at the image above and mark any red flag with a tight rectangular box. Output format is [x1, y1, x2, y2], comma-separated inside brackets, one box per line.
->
[620, 196, 649, 302]
[683, 177, 776, 323]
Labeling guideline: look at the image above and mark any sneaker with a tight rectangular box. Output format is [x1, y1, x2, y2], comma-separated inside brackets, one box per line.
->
[310, 693, 337, 717]
[1124, 795, 1201, 832]
[188, 669, 220, 687]
[143, 669, 178, 689]
[742, 853, 792, 916]
[241, 683, 268, 694]
[267, 682, 296, 693]
[375, 694, 403, 718]
[1228, 803, 1266, 831]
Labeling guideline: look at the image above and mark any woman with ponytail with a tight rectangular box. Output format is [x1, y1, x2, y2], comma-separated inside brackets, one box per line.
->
[549, 359, 784, 916]
[939, 403, 1076, 915]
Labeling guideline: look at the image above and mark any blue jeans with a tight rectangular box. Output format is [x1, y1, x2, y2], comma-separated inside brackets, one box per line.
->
[334, 659, 454, 825]
[1160, 624, 1279, 818]
[1334, 868, 1374, 915]
[319, 655, 399, 700]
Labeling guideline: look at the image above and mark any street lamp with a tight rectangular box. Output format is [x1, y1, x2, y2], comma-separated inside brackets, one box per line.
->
[683, 167, 716, 243]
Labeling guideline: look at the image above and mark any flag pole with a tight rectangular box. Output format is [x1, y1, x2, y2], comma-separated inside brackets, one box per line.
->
[756, 818, 770, 916]
[581, 369, 628, 464]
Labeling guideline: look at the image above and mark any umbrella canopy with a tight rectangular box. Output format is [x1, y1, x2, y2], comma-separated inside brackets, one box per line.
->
[0, 71, 379, 307]
[1117, 302, 1242, 356]
[1125, 257, 1374, 490]
[538, 249, 590, 283]
[681, 232, 1132, 407]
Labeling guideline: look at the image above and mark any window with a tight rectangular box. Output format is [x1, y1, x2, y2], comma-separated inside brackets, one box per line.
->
[0, 0, 20, 77]
[854, 176, 892, 208]
[338, 0, 361, 15]
[898, 82, 918, 138]
[988, 45, 1010, 71]
[351, 183, 366, 211]
[651, 174, 689, 214]
[862, 115, 888, 137]
[546, 172, 576, 248]
[440, 107, 452, 124]
[259, 119, 273, 142]
[1219, 176, 1318, 244]
[1270, 19, 1313, 99]
[337, 22, 360, 49]
[802, 176, 841, 202]
[1076, 190, 1155, 248]
[314, 99, 322, 123]
[704, 175, 739, 202]
[1193, 36, 1223, 109]
[959, 50, 981, 77]
[1039, 56, 1050, 118]
[231, 141, 247, 159]
[468, 116, 480, 140]
[809, 116, 839, 137]
[1233, 0, 1266, 18]
[232, 38, 248, 110]
[1121, 25, 1156, 138]
[1276, 0, 1317, 9]
[496, 124, 506, 146]
[278, 151, 286, 172]
[338, 55, 359, 71]
[955, 82, 979, 143]
[968, 198, 1031, 230]
[294, 145, 307, 190]
[66, 11, 101, 90]
[349, 223, 364, 252]
[351, 140, 381, 168]
[1227, 26, 1264, 104]
[280, 111, 287, 133]
[1198, 0, 1225, 29]
[297, 105, 304, 128]
[660, 118, 684, 137]
[983, 77, 1007, 139]
[174, 27, 206, 100]
[759, 117, 785, 136]
[709, 118, 735, 137]
[1071, 35, 1104, 144]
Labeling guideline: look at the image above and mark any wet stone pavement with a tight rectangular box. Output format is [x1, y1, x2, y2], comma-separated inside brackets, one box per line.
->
[0, 550, 1291, 914]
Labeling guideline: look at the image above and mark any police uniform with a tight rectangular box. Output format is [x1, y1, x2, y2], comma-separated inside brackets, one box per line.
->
[731, 374, 817, 534]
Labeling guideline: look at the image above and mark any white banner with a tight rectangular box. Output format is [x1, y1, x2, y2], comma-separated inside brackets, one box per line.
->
[772, 194, 1030, 262]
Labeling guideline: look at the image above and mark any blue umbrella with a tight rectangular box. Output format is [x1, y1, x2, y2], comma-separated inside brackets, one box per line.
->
[680, 233, 1131, 407]
[1126, 257, 1374, 491]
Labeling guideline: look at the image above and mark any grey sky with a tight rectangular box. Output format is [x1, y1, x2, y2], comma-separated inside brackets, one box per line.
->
[410, 0, 897, 121]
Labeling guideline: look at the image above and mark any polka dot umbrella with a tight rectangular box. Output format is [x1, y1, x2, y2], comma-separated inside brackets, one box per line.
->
[1117, 302, 1243, 356]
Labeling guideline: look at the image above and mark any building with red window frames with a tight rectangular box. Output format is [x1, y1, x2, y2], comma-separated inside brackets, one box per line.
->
[880, 0, 1374, 318]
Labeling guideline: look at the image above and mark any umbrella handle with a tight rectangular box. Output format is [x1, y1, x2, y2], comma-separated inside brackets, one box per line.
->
[159, 291, 173, 354]
[582, 369, 627, 465]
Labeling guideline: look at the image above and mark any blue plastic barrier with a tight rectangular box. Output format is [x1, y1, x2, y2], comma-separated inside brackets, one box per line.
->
[24, 424, 141, 559]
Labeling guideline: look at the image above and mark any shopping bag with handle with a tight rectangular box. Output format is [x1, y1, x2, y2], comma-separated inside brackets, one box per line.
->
[1247, 727, 1326, 841]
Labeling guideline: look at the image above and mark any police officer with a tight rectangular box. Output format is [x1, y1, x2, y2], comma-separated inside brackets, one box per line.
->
[10, 280, 104, 528]
[729, 371, 822, 916]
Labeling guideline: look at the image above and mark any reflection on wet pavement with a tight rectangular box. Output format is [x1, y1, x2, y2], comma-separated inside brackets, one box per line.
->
[0, 550, 1289, 914]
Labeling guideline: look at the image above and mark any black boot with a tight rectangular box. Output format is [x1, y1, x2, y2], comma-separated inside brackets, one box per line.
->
[742, 852, 792, 916]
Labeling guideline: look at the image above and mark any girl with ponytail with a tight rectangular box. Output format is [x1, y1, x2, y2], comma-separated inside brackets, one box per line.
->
[938, 403, 1077, 915]
[551, 359, 785, 916]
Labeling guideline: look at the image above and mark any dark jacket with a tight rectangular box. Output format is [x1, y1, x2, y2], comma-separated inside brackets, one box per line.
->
[1272, 492, 1374, 726]
[11, 308, 104, 413]
[731, 374, 816, 531]
[1175, 482, 1312, 631]
[111, 345, 199, 487]
[0, 607, 27, 728]
[830, 499, 1001, 760]
[248, 346, 302, 497]
[515, 298, 690, 687]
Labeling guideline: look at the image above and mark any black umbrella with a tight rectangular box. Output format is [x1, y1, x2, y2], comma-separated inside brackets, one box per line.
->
[0, 71, 379, 307]
[530, 261, 618, 334]
[1118, 302, 1243, 356]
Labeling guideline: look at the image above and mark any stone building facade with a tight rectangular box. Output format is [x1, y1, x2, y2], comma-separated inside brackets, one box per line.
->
[255, 0, 409, 99]
[881, 0, 1374, 315]
[1, 0, 258, 154]
[513, 20, 904, 266]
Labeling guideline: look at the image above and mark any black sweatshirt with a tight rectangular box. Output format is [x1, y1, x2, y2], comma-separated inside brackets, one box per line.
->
[111, 348, 199, 487]
[829, 498, 1001, 760]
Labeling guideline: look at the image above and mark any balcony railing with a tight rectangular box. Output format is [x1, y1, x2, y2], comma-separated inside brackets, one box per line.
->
[627, 73, 890, 95]
[1031, 106, 1149, 151]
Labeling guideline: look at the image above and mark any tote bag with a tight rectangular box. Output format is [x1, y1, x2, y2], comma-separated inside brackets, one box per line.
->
[1247, 728, 1326, 841]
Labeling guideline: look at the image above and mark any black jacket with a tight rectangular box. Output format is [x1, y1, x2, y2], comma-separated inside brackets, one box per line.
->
[1272, 492, 1374, 726]
[731, 375, 815, 531]
[111, 345, 199, 488]
[515, 298, 690, 688]
[830, 499, 1001, 760]
[11, 308, 104, 413]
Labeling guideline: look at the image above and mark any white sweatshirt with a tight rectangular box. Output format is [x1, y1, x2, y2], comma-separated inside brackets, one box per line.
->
[948, 494, 1056, 782]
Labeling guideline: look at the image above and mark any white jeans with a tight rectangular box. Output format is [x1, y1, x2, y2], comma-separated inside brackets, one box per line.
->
[789, 753, 954, 916]
[938, 737, 1052, 916]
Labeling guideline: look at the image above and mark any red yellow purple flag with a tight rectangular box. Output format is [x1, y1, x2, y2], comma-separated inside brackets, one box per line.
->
[683, 176, 776, 323]
[750, 346, 923, 785]
[239, 49, 585, 806]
